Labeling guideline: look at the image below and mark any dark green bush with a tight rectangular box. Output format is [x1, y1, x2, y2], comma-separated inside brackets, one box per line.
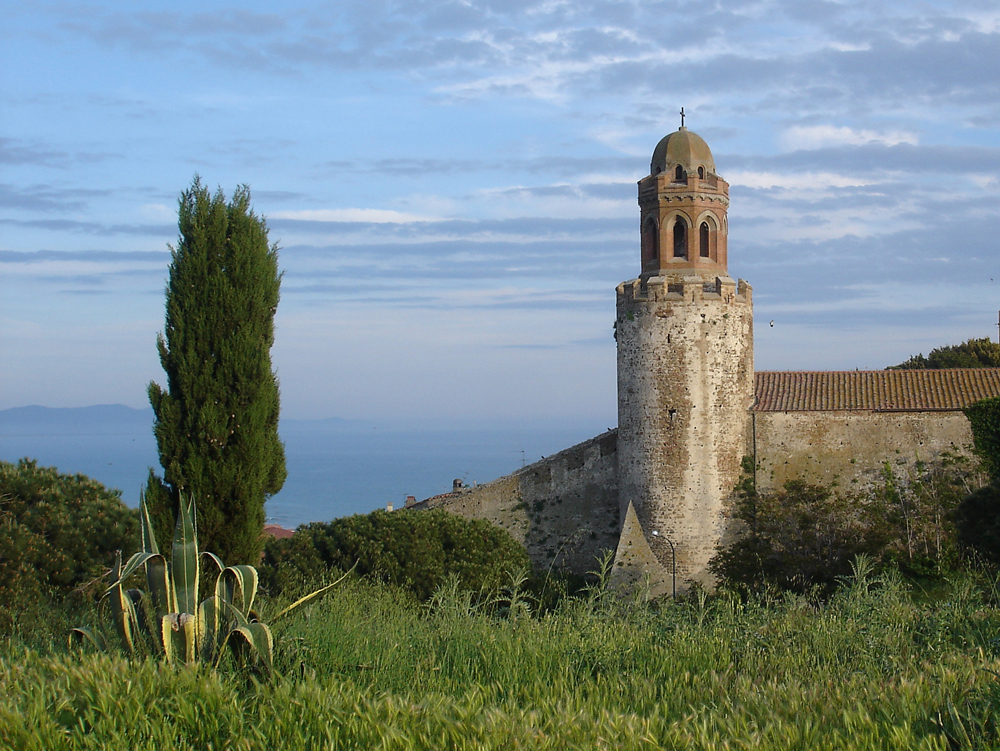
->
[888, 337, 1000, 369]
[948, 396, 1000, 569]
[261, 508, 531, 601]
[964, 396, 1000, 487]
[0, 459, 138, 629]
[711, 479, 880, 594]
[952, 485, 1000, 566]
[711, 455, 977, 594]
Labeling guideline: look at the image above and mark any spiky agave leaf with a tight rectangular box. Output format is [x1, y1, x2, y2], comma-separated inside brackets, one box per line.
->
[219, 565, 259, 617]
[106, 551, 141, 655]
[214, 598, 263, 669]
[171, 496, 199, 619]
[144, 554, 171, 641]
[202, 550, 224, 576]
[198, 596, 224, 662]
[115, 551, 163, 588]
[139, 491, 160, 556]
[270, 564, 356, 622]
[225, 621, 274, 673]
[68, 626, 108, 652]
[71, 496, 348, 674]
[161, 612, 197, 665]
[134, 497, 172, 649]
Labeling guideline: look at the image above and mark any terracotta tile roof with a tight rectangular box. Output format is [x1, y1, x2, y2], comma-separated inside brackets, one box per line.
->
[263, 524, 294, 539]
[754, 369, 1000, 412]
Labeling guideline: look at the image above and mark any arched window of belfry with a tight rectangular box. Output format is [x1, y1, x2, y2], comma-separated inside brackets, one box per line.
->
[673, 218, 687, 259]
[700, 222, 710, 258]
[674, 165, 685, 182]
[642, 217, 659, 264]
[698, 166, 705, 179]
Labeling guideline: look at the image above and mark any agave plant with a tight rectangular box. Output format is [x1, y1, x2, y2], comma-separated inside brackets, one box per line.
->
[71, 495, 346, 672]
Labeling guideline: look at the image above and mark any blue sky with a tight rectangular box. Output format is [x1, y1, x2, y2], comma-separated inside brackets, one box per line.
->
[2, 0, 999, 424]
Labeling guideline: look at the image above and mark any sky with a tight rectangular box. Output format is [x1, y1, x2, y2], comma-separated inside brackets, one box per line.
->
[2, 0, 999, 426]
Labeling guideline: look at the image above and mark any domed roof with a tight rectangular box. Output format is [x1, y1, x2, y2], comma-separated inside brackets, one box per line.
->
[650, 127, 715, 177]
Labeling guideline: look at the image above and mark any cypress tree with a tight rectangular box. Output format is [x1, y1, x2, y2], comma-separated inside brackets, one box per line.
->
[147, 178, 286, 564]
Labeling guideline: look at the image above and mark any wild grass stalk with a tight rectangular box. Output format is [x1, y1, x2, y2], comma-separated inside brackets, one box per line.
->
[4, 566, 1000, 748]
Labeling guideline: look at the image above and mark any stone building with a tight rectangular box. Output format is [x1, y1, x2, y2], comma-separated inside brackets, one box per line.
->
[413, 127, 1000, 595]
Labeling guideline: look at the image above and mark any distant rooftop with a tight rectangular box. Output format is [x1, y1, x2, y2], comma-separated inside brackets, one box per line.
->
[263, 524, 294, 539]
[754, 369, 1000, 412]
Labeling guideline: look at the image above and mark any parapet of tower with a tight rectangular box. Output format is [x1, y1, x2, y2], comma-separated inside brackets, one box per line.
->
[614, 125, 754, 595]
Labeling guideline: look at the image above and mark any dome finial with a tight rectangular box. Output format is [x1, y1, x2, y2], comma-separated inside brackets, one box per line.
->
[679, 106, 686, 129]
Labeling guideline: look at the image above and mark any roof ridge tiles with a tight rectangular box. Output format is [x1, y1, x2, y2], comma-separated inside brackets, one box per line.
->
[753, 368, 1000, 412]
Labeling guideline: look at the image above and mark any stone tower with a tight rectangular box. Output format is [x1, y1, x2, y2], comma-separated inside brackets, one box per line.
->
[613, 127, 754, 596]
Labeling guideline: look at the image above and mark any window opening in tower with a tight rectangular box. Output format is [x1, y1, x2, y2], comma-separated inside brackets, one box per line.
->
[643, 218, 659, 263]
[673, 220, 687, 259]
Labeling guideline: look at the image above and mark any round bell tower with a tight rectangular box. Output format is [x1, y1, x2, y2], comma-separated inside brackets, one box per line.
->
[613, 125, 754, 595]
[640, 127, 729, 277]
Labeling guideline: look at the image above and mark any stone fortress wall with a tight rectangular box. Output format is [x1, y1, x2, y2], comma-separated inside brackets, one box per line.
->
[415, 410, 976, 582]
[413, 431, 620, 576]
[408, 124, 997, 591]
[753, 410, 974, 492]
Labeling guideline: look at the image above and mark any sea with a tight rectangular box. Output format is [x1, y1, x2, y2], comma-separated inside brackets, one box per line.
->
[0, 405, 609, 529]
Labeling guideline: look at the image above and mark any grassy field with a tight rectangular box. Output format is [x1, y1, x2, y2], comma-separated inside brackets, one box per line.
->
[4, 563, 1000, 749]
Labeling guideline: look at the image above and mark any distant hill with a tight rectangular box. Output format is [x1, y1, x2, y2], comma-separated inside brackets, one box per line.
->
[0, 405, 155, 436]
[0, 404, 364, 437]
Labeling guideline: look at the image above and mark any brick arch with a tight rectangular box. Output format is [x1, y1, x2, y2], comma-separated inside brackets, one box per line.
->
[662, 211, 691, 260]
[694, 210, 721, 261]
[641, 214, 660, 266]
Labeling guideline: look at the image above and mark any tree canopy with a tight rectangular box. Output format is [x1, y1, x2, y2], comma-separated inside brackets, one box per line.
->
[147, 179, 285, 565]
[888, 338, 1000, 370]
[0, 459, 137, 616]
[261, 509, 532, 601]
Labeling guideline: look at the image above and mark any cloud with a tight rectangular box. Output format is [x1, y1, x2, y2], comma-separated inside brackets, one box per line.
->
[781, 125, 919, 151]
[0, 184, 125, 214]
[0, 218, 173, 237]
[39, 0, 996, 132]
[57, 8, 290, 53]
[726, 171, 877, 191]
[270, 208, 437, 223]
[269, 215, 633, 246]
[722, 143, 1000, 176]
[5, 0, 998, 423]
[317, 155, 637, 179]
[0, 139, 69, 168]
[0, 250, 170, 264]
[138, 204, 173, 220]
[0, 137, 123, 170]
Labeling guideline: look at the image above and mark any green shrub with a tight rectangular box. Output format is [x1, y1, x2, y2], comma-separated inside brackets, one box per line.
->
[712, 455, 980, 593]
[964, 396, 1000, 486]
[952, 485, 1000, 566]
[0, 459, 138, 624]
[868, 459, 967, 576]
[711, 479, 880, 594]
[888, 337, 1000, 369]
[261, 509, 531, 601]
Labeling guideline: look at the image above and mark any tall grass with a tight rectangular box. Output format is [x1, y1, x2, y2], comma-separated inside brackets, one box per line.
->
[4, 564, 1000, 749]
